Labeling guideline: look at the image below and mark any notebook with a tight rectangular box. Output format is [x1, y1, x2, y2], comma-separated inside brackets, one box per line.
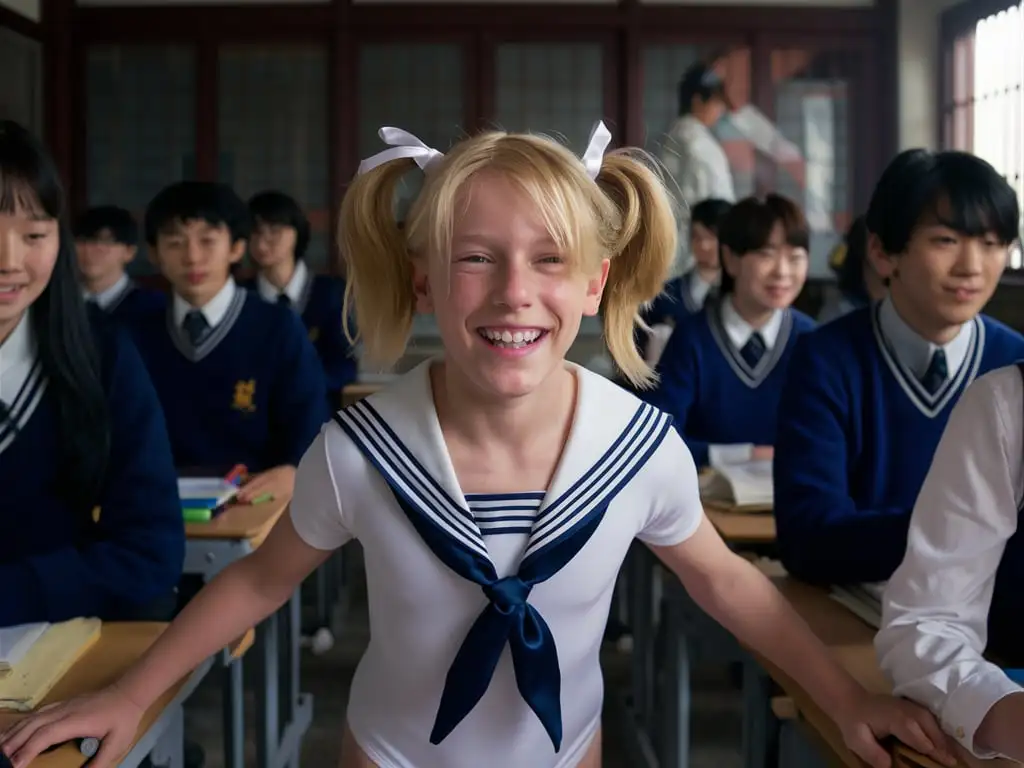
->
[700, 458, 774, 512]
[0, 618, 102, 711]
[178, 477, 240, 511]
[0, 623, 48, 674]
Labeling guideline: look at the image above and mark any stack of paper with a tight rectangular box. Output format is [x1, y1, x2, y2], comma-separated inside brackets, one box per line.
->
[0, 618, 102, 711]
[829, 582, 886, 628]
[0, 623, 48, 674]
[700, 458, 773, 512]
[179, 477, 240, 522]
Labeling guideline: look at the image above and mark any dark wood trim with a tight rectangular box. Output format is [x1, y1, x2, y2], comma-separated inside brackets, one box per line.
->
[68, 0, 897, 275]
[42, 0, 72, 186]
[0, 4, 39, 39]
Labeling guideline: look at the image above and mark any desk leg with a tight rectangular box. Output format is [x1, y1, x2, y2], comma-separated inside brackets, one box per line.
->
[657, 597, 691, 768]
[222, 649, 245, 768]
[149, 706, 185, 768]
[256, 610, 281, 768]
[741, 658, 777, 768]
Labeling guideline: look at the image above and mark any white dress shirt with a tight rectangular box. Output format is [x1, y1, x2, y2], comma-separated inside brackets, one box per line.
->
[256, 260, 309, 306]
[878, 295, 973, 380]
[707, 298, 783, 467]
[875, 364, 1024, 758]
[0, 310, 35, 405]
[172, 278, 237, 330]
[659, 115, 736, 274]
[84, 272, 130, 310]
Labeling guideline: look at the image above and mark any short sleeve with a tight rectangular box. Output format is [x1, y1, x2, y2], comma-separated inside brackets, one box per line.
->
[289, 423, 354, 551]
[636, 427, 705, 547]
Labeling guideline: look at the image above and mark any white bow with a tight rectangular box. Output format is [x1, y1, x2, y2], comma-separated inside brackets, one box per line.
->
[356, 121, 612, 179]
[357, 127, 445, 176]
[580, 121, 612, 179]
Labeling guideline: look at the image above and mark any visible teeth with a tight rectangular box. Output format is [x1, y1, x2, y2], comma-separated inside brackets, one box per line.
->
[481, 328, 543, 348]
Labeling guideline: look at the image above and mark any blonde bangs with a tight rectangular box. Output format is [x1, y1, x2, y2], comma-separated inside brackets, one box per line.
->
[405, 131, 615, 274]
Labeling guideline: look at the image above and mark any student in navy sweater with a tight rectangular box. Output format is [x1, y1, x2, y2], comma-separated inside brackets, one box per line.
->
[774, 148, 1024, 586]
[132, 181, 329, 503]
[245, 190, 357, 410]
[0, 120, 184, 627]
[74, 205, 166, 322]
[646, 193, 815, 467]
[639, 197, 732, 364]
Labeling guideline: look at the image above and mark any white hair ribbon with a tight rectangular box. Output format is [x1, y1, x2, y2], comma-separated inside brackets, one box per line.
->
[357, 127, 445, 176]
[580, 120, 612, 179]
[356, 121, 611, 179]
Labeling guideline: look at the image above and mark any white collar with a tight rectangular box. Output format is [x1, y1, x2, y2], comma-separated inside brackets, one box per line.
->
[878, 295, 973, 379]
[256, 260, 308, 306]
[172, 278, 236, 330]
[85, 272, 130, 310]
[0, 310, 38, 406]
[720, 295, 784, 350]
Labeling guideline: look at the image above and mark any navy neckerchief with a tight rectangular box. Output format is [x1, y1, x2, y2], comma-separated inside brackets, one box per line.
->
[334, 371, 672, 751]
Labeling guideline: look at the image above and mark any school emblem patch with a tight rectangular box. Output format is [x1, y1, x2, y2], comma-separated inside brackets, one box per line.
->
[232, 379, 257, 413]
[308, 327, 320, 343]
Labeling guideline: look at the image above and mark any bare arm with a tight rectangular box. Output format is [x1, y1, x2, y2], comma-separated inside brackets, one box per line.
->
[651, 518, 956, 768]
[118, 513, 330, 710]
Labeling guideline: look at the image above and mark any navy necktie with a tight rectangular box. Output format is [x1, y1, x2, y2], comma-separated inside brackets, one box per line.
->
[182, 310, 211, 347]
[740, 331, 766, 368]
[277, 293, 292, 308]
[921, 349, 948, 394]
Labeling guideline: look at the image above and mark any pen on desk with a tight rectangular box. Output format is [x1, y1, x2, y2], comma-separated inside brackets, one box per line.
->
[250, 492, 275, 505]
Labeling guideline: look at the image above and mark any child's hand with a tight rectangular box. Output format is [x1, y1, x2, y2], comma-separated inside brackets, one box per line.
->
[0, 683, 143, 768]
[236, 464, 296, 504]
[836, 692, 957, 768]
[751, 445, 774, 461]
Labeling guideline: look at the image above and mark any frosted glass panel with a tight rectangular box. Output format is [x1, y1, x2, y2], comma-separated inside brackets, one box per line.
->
[86, 44, 196, 272]
[0, 27, 41, 136]
[358, 43, 464, 159]
[218, 45, 330, 270]
[494, 43, 604, 152]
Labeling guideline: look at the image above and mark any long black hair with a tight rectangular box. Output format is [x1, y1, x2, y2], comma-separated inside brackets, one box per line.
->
[0, 120, 109, 510]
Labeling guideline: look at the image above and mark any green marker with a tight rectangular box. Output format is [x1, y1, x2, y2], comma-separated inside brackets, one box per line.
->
[251, 492, 275, 505]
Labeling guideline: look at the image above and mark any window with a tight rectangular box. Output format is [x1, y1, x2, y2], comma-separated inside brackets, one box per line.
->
[942, 1, 1024, 267]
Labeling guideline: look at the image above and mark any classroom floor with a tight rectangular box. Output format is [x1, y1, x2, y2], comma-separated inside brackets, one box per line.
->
[182, 577, 745, 768]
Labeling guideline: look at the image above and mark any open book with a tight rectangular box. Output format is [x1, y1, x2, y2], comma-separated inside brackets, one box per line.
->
[700, 457, 773, 512]
[178, 477, 240, 511]
[829, 582, 886, 628]
[0, 623, 48, 673]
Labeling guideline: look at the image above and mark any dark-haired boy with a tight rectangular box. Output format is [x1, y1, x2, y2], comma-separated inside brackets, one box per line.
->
[131, 181, 328, 502]
[75, 205, 166, 321]
[774, 149, 1024, 585]
[243, 190, 357, 411]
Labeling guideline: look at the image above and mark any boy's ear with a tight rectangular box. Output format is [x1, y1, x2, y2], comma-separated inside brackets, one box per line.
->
[867, 233, 898, 281]
[229, 239, 246, 264]
[122, 246, 138, 266]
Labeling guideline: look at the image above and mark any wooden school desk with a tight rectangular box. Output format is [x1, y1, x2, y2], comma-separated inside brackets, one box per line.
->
[617, 507, 779, 768]
[749, 565, 1020, 768]
[0, 623, 214, 768]
[184, 497, 311, 768]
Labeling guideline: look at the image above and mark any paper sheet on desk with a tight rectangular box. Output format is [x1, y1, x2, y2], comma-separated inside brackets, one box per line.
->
[0, 623, 48, 672]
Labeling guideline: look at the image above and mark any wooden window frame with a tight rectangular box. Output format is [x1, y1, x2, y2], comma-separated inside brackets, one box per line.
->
[65, 0, 899, 275]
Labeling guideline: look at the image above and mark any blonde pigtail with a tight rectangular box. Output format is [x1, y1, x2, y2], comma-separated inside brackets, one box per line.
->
[595, 150, 678, 389]
[339, 158, 419, 369]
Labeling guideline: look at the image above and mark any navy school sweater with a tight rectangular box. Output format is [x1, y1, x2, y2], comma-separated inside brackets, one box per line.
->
[241, 274, 358, 410]
[103, 280, 167, 325]
[0, 314, 185, 626]
[644, 299, 816, 467]
[773, 306, 1024, 585]
[131, 288, 330, 472]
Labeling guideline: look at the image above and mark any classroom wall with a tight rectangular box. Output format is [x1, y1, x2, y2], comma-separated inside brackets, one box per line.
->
[897, 0, 961, 150]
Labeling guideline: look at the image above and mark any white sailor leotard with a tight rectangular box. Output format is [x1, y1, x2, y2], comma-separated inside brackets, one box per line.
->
[289, 360, 705, 768]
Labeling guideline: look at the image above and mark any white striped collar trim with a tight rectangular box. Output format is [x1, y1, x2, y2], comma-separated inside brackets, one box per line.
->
[872, 304, 984, 419]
